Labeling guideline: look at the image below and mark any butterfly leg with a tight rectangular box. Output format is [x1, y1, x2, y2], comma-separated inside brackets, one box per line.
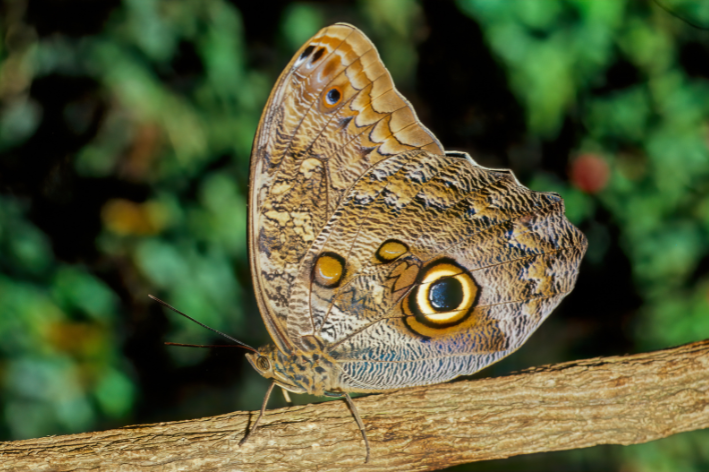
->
[239, 380, 276, 446]
[341, 392, 370, 463]
[281, 387, 292, 404]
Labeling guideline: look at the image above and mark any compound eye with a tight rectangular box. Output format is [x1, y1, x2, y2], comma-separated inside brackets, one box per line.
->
[256, 356, 270, 371]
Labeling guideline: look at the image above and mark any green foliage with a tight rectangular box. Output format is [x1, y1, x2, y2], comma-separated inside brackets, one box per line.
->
[458, 0, 625, 137]
[458, 1, 709, 469]
[0, 197, 133, 438]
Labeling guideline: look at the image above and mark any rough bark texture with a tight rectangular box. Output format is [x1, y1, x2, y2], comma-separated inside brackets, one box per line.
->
[2, 339, 708, 472]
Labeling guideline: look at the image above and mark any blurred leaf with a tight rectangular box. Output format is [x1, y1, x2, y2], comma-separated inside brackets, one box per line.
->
[135, 238, 188, 289]
[0, 98, 42, 150]
[281, 4, 325, 51]
[4, 357, 94, 437]
[362, 0, 422, 89]
[94, 367, 136, 418]
[51, 267, 118, 321]
[586, 87, 650, 142]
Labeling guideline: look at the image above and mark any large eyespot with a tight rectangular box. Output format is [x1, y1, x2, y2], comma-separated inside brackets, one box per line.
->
[403, 259, 480, 336]
[324, 87, 342, 107]
[376, 239, 408, 262]
[256, 356, 270, 371]
[312, 252, 345, 288]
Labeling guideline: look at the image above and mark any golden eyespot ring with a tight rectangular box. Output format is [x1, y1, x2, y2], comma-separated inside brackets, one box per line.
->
[256, 356, 270, 371]
[313, 252, 345, 288]
[403, 259, 480, 335]
[376, 239, 408, 262]
[323, 86, 342, 108]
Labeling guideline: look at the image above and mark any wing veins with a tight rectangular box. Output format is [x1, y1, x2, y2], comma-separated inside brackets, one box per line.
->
[263, 29, 356, 204]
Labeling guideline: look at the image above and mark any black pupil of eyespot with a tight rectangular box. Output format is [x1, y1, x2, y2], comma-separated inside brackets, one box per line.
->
[326, 88, 340, 104]
[311, 47, 325, 62]
[300, 45, 315, 60]
[429, 277, 463, 312]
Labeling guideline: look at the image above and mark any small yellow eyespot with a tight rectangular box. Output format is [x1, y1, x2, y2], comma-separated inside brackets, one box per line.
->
[376, 240, 408, 262]
[313, 252, 345, 288]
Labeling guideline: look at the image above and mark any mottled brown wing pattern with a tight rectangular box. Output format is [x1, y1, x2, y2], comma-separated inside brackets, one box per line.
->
[295, 150, 586, 391]
[248, 24, 443, 351]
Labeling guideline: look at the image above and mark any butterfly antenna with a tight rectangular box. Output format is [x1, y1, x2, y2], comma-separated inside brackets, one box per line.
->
[148, 294, 258, 354]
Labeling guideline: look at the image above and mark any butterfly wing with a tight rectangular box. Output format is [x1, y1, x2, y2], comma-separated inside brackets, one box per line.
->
[250, 23, 587, 392]
[248, 24, 443, 352]
[299, 150, 587, 391]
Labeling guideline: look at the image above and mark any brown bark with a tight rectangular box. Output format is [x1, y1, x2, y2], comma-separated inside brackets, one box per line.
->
[2, 339, 708, 472]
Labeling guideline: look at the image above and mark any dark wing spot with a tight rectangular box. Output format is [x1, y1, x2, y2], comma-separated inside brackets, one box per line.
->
[429, 277, 464, 312]
[338, 115, 353, 130]
[326, 88, 341, 105]
[311, 47, 326, 63]
[299, 45, 315, 61]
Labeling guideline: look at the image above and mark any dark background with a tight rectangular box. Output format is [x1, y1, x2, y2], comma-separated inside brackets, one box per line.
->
[1, 0, 709, 470]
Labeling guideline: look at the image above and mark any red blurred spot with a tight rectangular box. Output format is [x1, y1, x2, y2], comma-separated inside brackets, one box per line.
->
[570, 154, 610, 194]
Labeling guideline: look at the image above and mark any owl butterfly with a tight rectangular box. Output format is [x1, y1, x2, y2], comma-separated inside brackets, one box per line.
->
[159, 23, 587, 462]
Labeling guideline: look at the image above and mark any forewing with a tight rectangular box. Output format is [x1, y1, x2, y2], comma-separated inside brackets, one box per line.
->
[248, 24, 443, 351]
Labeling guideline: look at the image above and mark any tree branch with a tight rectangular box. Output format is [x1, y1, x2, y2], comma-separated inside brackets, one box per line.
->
[2, 340, 708, 471]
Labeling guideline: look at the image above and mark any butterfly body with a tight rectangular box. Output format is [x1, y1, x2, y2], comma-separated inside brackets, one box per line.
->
[240, 23, 586, 460]
[246, 343, 339, 396]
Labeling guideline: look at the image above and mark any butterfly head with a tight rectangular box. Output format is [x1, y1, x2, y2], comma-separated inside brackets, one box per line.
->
[246, 344, 340, 396]
[246, 344, 309, 394]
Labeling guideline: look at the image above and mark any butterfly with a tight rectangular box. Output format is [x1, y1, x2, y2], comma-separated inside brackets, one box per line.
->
[155, 22, 587, 463]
